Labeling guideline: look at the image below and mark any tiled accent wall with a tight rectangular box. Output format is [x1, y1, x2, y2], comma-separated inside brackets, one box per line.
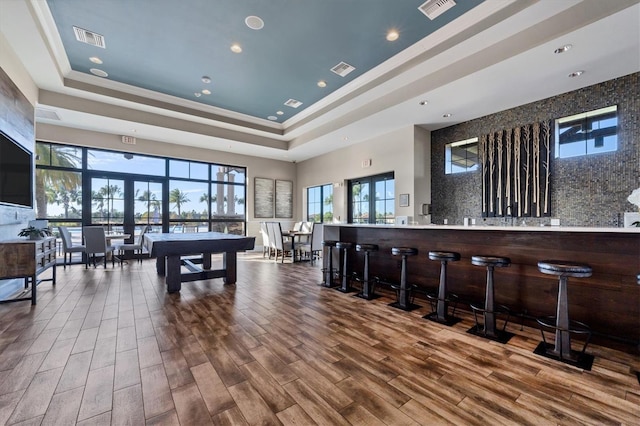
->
[431, 72, 639, 227]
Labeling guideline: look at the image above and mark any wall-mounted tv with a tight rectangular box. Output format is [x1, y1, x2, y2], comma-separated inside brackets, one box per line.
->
[0, 130, 33, 208]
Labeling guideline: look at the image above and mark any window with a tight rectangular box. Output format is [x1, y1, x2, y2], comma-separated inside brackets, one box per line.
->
[307, 184, 333, 222]
[445, 137, 479, 174]
[348, 172, 394, 224]
[35, 142, 247, 235]
[555, 105, 617, 158]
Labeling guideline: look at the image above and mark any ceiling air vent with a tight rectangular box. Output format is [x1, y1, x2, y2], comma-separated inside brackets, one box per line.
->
[73, 26, 106, 48]
[331, 61, 355, 77]
[418, 0, 456, 20]
[284, 99, 303, 108]
[121, 136, 136, 145]
[35, 108, 60, 121]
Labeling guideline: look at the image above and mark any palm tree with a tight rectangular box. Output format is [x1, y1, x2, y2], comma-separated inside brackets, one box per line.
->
[35, 143, 81, 218]
[138, 190, 160, 212]
[99, 184, 122, 218]
[170, 188, 190, 216]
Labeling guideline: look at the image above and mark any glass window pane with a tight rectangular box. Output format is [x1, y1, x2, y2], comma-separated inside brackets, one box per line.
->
[210, 183, 246, 219]
[169, 180, 209, 220]
[212, 165, 246, 183]
[445, 138, 478, 174]
[88, 149, 165, 176]
[35, 169, 82, 219]
[134, 181, 163, 226]
[169, 159, 190, 178]
[91, 177, 124, 226]
[36, 143, 82, 168]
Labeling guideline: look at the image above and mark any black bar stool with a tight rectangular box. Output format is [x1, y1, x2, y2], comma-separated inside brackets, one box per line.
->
[354, 244, 379, 300]
[468, 255, 514, 343]
[389, 247, 420, 311]
[534, 260, 594, 370]
[424, 251, 461, 325]
[335, 242, 356, 293]
[320, 240, 338, 287]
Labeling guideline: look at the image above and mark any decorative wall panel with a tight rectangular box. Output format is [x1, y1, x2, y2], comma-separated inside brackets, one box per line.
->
[254, 177, 274, 218]
[275, 179, 293, 218]
[480, 121, 551, 217]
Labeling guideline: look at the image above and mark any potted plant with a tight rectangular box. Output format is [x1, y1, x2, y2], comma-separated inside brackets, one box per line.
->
[18, 226, 52, 240]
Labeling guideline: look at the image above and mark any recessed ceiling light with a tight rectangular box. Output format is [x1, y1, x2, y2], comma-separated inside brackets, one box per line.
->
[343, 136, 349, 141]
[267, 115, 278, 121]
[317, 80, 327, 88]
[89, 68, 108, 77]
[554, 44, 573, 54]
[194, 92, 202, 97]
[201, 89, 211, 95]
[386, 30, 399, 41]
[245, 15, 264, 30]
[568, 70, 584, 78]
[230, 44, 242, 53]
[419, 100, 428, 106]
[201, 76, 211, 83]
[443, 113, 452, 118]
[89, 56, 102, 64]
[276, 111, 284, 115]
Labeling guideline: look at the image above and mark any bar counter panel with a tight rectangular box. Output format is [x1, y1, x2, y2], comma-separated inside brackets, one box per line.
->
[324, 224, 640, 347]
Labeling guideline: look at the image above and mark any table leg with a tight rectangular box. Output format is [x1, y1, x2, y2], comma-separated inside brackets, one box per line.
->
[156, 256, 166, 275]
[223, 251, 237, 284]
[203, 252, 212, 269]
[166, 255, 182, 293]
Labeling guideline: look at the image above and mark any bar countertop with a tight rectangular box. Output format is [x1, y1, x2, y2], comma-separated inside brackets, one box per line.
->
[325, 223, 640, 234]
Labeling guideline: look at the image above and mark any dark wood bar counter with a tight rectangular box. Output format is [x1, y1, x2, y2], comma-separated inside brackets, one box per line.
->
[324, 224, 640, 349]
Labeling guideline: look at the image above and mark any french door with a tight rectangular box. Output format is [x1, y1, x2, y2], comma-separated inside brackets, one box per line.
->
[87, 175, 166, 242]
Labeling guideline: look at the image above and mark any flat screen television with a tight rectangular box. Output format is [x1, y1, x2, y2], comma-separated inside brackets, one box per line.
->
[0, 130, 33, 208]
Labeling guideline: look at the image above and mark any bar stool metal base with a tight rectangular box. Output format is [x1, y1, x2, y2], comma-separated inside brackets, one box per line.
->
[388, 301, 421, 312]
[533, 342, 594, 370]
[466, 325, 514, 344]
[423, 311, 462, 326]
[354, 291, 381, 300]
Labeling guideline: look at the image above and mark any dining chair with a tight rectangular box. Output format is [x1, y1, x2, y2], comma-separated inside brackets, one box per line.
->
[114, 225, 149, 264]
[301, 223, 323, 264]
[58, 225, 86, 269]
[83, 226, 117, 268]
[273, 222, 293, 263]
[260, 222, 271, 258]
[266, 222, 277, 259]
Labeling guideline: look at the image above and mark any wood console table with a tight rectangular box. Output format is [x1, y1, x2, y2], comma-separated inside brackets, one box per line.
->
[0, 237, 56, 305]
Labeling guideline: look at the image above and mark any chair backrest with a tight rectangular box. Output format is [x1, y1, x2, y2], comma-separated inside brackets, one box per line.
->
[136, 225, 149, 245]
[311, 223, 323, 251]
[266, 222, 277, 250]
[59, 226, 73, 250]
[273, 222, 285, 250]
[293, 221, 302, 231]
[83, 226, 108, 253]
[301, 221, 313, 233]
[260, 222, 270, 247]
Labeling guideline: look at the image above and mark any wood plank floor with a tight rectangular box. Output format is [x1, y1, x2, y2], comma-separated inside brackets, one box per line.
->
[0, 252, 638, 425]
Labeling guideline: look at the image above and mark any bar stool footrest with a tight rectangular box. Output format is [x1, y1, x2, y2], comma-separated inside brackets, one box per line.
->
[423, 292, 461, 325]
[319, 267, 339, 288]
[534, 316, 594, 370]
[467, 302, 514, 343]
[388, 283, 421, 311]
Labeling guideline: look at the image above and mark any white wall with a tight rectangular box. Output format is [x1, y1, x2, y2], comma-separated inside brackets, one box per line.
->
[296, 125, 431, 224]
[36, 124, 297, 245]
